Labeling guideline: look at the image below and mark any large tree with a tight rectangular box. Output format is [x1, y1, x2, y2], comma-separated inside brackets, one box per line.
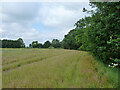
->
[43, 41, 51, 48]
[62, 29, 81, 50]
[30, 41, 43, 48]
[17, 38, 25, 48]
[52, 39, 61, 48]
[86, 2, 120, 64]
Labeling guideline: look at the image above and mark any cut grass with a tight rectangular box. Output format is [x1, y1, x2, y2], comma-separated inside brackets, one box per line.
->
[2, 48, 118, 88]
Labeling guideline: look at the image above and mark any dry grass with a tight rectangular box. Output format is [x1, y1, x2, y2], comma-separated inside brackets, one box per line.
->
[2, 48, 118, 88]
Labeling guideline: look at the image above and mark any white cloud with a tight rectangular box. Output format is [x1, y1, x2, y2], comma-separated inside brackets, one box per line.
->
[1, 0, 90, 2]
[0, 28, 3, 34]
[39, 5, 77, 28]
[38, 2, 91, 29]
[1, 2, 91, 46]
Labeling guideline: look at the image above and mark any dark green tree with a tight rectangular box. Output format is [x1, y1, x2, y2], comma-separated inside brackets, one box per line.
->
[30, 41, 43, 48]
[86, 2, 120, 64]
[43, 41, 51, 48]
[62, 29, 81, 50]
[74, 2, 120, 65]
[1, 38, 25, 48]
[52, 39, 61, 48]
[17, 38, 25, 48]
[62, 2, 120, 67]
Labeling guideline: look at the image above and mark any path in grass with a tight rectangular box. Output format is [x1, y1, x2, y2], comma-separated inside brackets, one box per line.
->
[2, 49, 118, 88]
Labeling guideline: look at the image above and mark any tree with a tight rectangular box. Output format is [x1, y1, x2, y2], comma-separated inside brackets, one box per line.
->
[32, 41, 38, 48]
[30, 41, 43, 48]
[86, 2, 120, 65]
[29, 44, 32, 48]
[62, 29, 81, 50]
[75, 2, 120, 65]
[1, 38, 25, 48]
[75, 17, 91, 51]
[37, 43, 43, 48]
[17, 38, 25, 48]
[43, 41, 51, 48]
[0, 40, 1, 48]
[52, 39, 61, 48]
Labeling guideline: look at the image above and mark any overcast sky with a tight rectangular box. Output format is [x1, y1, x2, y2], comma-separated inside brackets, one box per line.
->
[0, 1, 92, 46]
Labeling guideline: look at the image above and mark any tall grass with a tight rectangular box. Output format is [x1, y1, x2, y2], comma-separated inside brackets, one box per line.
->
[2, 48, 118, 88]
[92, 60, 118, 88]
[0, 48, 2, 89]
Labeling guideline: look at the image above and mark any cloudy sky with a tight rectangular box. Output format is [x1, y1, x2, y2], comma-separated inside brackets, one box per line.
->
[0, 1, 92, 46]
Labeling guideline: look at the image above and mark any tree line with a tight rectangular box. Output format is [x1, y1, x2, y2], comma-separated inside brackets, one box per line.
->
[0, 38, 25, 48]
[0, 38, 61, 49]
[29, 39, 61, 48]
[62, 2, 120, 67]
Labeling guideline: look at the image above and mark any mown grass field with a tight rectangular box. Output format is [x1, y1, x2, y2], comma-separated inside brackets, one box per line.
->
[2, 48, 118, 88]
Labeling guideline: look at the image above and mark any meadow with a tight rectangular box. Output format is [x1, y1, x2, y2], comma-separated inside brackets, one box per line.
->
[2, 48, 118, 88]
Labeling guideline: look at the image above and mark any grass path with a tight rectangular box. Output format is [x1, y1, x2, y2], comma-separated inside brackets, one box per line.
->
[2, 49, 118, 88]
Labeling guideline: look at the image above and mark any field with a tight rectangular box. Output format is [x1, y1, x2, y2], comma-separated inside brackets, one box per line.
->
[2, 48, 118, 88]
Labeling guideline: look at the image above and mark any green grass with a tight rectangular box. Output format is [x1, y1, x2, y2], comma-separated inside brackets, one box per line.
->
[2, 48, 118, 88]
[0, 48, 2, 89]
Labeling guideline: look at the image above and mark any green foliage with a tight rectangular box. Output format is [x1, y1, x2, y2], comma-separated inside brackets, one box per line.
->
[51, 39, 61, 48]
[86, 2, 120, 65]
[62, 2, 120, 67]
[62, 29, 81, 50]
[43, 41, 51, 48]
[48, 45, 55, 49]
[0, 38, 25, 48]
[29, 41, 43, 48]
[17, 38, 25, 48]
[29, 39, 61, 49]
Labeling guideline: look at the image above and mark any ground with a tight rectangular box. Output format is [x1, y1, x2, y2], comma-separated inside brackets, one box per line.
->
[2, 48, 118, 88]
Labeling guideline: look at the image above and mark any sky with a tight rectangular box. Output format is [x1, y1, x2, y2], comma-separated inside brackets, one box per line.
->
[0, 1, 92, 46]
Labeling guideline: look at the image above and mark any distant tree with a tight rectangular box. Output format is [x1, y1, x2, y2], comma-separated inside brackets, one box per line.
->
[43, 41, 51, 48]
[0, 40, 1, 48]
[1, 38, 25, 48]
[32, 41, 38, 48]
[17, 38, 25, 48]
[29, 44, 32, 48]
[37, 43, 43, 48]
[30, 41, 43, 48]
[52, 39, 61, 48]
